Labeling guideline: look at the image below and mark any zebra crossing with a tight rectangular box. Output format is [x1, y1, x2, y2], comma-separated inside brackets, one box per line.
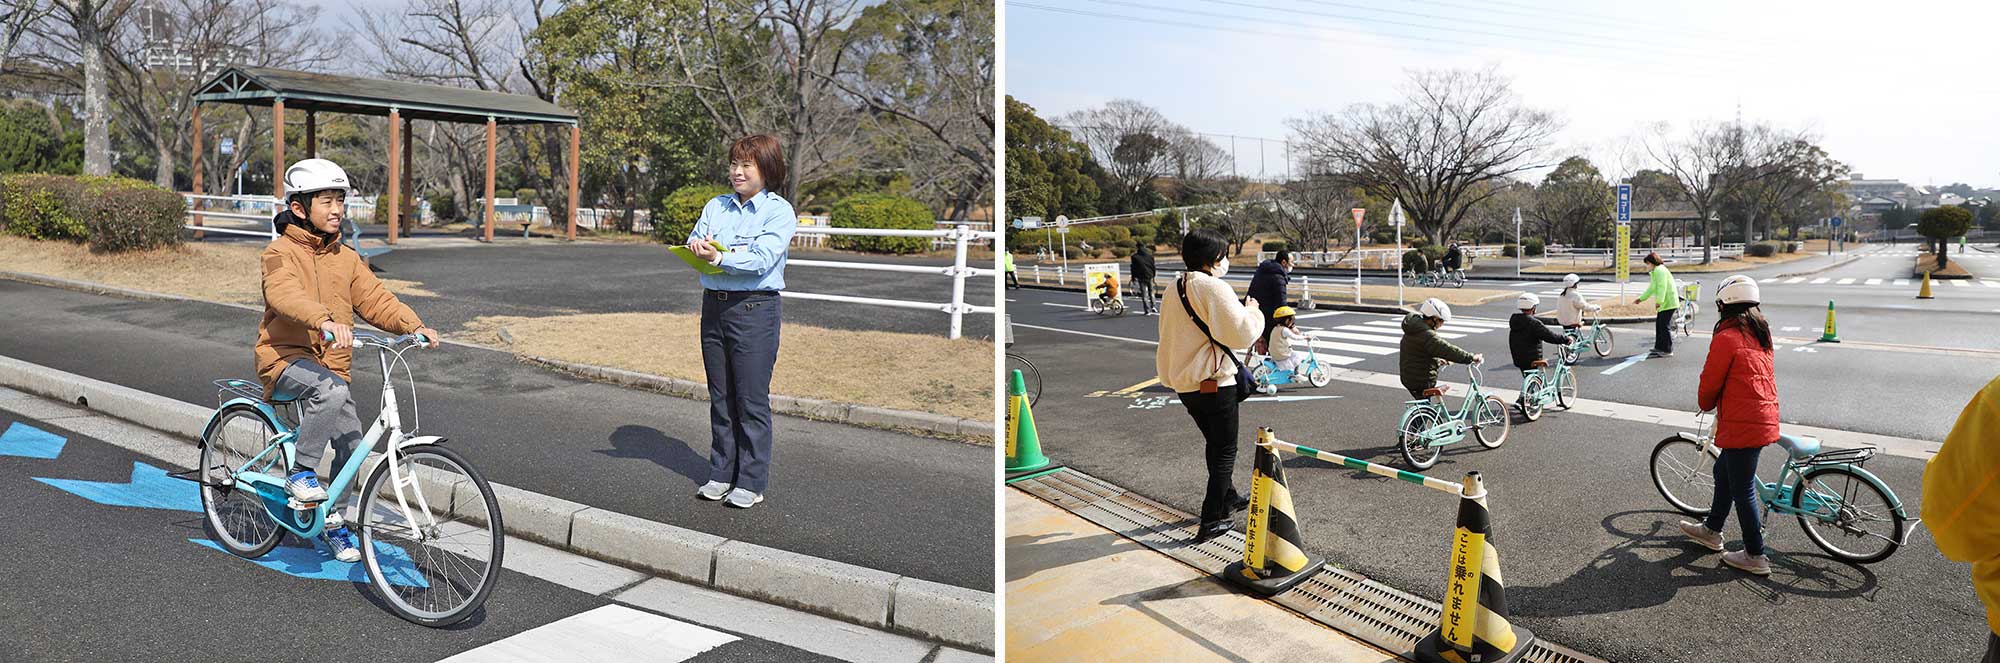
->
[1288, 312, 1511, 367]
[1767, 275, 2000, 289]
[1535, 281, 1641, 299]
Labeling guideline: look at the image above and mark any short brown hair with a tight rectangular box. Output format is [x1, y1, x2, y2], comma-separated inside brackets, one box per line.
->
[728, 134, 786, 193]
[1644, 251, 1661, 266]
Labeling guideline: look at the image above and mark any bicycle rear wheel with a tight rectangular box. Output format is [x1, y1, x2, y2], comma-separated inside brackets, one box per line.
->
[198, 405, 286, 558]
[358, 443, 503, 627]
[1649, 437, 1714, 516]
[1793, 467, 1905, 564]
[1518, 373, 1544, 422]
[1005, 353, 1042, 407]
[1399, 408, 1442, 470]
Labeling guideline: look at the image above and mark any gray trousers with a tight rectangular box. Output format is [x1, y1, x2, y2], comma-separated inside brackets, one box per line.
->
[701, 291, 782, 493]
[275, 359, 364, 480]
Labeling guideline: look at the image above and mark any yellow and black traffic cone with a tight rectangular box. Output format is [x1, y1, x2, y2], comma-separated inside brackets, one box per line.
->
[1004, 369, 1060, 481]
[1416, 471, 1535, 663]
[1222, 428, 1325, 596]
[1918, 272, 1935, 299]
[1819, 301, 1840, 343]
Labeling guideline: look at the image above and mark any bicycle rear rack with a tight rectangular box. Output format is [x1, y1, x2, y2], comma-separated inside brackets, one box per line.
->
[1801, 445, 1877, 466]
[213, 379, 264, 406]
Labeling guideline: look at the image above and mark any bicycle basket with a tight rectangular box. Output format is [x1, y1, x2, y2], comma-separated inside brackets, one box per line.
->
[1801, 445, 1877, 467]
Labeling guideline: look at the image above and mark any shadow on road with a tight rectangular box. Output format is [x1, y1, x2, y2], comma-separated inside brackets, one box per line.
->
[597, 425, 707, 486]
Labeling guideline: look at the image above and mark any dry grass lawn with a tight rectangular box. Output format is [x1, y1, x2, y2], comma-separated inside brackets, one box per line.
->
[464, 312, 994, 422]
[1914, 254, 1974, 277]
[1524, 250, 1812, 275]
[0, 236, 434, 304]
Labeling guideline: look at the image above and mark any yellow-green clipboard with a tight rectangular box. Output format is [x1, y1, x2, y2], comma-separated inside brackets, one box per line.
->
[668, 240, 729, 275]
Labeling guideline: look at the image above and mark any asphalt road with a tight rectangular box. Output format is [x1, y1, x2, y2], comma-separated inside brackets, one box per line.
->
[362, 243, 998, 340]
[1006, 278, 1989, 661]
[0, 280, 992, 589]
[0, 410, 837, 663]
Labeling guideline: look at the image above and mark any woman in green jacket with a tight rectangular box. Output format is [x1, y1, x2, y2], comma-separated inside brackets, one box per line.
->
[1634, 252, 1680, 357]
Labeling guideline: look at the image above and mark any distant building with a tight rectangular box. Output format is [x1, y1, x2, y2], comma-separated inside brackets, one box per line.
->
[1844, 173, 1915, 205]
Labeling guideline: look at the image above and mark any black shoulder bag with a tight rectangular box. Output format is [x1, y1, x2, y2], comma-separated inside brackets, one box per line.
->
[1178, 274, 1255, 403]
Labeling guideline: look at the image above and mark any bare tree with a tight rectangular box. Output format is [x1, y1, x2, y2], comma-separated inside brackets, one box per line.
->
[1288, 67, 1561, 245]
[1059, 99, 1224, 211]
[1267, 175, 1356, 256]
[1643, 120, 1822, 262]
[31, 0, 138, 175]
[0, 0, 52, 73]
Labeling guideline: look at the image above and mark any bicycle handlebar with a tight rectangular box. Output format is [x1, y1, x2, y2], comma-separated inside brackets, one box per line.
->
[321, 329, 435, 349]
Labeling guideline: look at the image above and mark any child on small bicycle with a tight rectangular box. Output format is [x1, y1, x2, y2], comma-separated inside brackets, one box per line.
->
[1267, 306, 1305, 373]
[1507, 293, 1569, 403]
[257, 158, 440, 563]
[1398, 298, 1482, 399]
[1555, 273, 1600, 334]
[1095, 272, 1121, 307]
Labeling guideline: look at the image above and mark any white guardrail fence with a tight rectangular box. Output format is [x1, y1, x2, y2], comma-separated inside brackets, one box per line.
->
[788, 225, 998, 339]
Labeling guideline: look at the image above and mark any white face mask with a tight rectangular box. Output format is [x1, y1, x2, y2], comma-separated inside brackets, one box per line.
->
[1212, 258, 1230, 278]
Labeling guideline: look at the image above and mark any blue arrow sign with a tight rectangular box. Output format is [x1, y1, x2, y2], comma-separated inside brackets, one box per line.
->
[190, 539, 431, 588]
[33, 461, 201, 512]
[0, 422, 67, 459]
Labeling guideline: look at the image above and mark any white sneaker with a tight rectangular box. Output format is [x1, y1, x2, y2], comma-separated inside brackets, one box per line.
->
[1722, 550, 1771, 575]
[1678, 520, 1723, 551]
[725, 488, 764, 509]
[696, 481, 732, 501]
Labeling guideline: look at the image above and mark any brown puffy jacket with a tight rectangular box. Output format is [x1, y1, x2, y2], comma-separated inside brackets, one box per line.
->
[255, 221, 424, 393]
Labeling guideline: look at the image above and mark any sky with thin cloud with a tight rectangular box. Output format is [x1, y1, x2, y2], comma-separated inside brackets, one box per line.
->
[1006, 0, 2000, 188]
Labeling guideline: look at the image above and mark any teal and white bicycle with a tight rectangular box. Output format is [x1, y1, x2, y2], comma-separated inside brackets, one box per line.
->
[1516, 358, 1577, 422]
[194, 331, 503, 626]
[1560, 312, 1614, 364]
[1396, 361, 1511, 470]
[1650, 411, 1912, 563]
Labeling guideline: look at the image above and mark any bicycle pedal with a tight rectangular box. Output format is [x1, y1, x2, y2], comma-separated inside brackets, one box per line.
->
[287, 497, 324, 511]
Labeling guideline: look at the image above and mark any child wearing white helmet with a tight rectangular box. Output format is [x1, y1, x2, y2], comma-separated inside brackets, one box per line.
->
[1399, 298, 1482, 399]
[1507, 293, 1568, 397]
[1678, 275, 1780, 575]
[1555, 273, 1600, 332]
[256, 158, 441, 564]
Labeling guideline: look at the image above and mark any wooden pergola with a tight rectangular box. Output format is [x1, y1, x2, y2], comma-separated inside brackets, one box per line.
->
[189, 66, 582, 243]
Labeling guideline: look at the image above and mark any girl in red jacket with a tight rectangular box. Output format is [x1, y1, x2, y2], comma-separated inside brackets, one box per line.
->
[1678, 276, 1780, 575]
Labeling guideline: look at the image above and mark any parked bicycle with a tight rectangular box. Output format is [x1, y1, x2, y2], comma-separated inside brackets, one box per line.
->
[1650, 411, 1913, 563]
[1005, 352, 1043, 406]
[1672, 280, 1701, 338]
[193, 331, 502, 626]
[1515, 358, 1577, 421]
[1396, 361, 1511, 469]
[1561, 312, 1615, 365]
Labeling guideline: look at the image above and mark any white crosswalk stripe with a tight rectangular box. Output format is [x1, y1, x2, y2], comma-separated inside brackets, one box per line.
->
[439, 605, 738, 663]
[1294, 312, 1507, 367]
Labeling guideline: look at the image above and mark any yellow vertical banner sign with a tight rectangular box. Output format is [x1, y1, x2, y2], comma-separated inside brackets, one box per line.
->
[1242, 466, 1271, 575]
[1005, 393, 1021, 459]
[1615, 225, 1632, 284]
[1442, 527, 1486, 648]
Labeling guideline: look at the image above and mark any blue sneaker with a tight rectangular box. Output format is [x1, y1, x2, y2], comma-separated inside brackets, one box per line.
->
[285, 470, 329, 508]
[322, 526, 361, 563]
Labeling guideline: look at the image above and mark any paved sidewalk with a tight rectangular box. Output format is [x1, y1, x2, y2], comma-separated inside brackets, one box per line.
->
[1005, 489, 1391, 662]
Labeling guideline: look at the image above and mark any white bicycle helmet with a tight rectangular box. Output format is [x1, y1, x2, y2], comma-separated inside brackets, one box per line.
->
[1418, 298, 1453, 322]
[1516, 292, 1541, 310]
[283, 158, 352, 197]
[1562, 273, 1581, 288]
[1718, 274, 1752, 290]
[1717, 277, 1761, 305]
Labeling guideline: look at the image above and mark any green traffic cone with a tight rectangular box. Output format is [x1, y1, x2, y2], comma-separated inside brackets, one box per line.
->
[1005, 369, 1053, 477]
[1819, 300, 1840, 343]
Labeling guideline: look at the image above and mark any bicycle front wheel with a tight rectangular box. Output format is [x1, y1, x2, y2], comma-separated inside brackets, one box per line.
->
[1005, 353, 1042, 407]
[1555, 369, 1578, 410]
[1593, 328, 1613, 358]
[1473, 395, 1510, 448]
[1649, 436, 1714, 516]
[198, 405, 287, 558]
[1793, 466, 1905, 564]
[358, 443, 504, 627]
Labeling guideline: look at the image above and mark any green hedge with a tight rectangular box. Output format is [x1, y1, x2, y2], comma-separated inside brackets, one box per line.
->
[650, 185, 730, 245]
[1502, 243, 1518, 258]
[831, 193, 933, 254]
[1010, 224, 1132, 257]
[0, 173, 183, 252]
[1746, 241, 1778, 258]
[1524, 237, 1545, 257]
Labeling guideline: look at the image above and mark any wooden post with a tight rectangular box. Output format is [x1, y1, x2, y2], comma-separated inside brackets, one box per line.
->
[272, 99, 286, 199]
[191, 104, 204, 238]
[401, 117, 414, 237]
[386, 108, 401, 245]
[566, 123, 580, 241]
[483, 115, 497, 242]
[305, 110, 317, 158]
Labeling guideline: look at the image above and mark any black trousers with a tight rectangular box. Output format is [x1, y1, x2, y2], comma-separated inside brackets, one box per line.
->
[1179, 389, 1243, 525]
[1654, 309, 1675, 354]
[1005, 271, 1019, 289]
[1985, 630, 1998, 663]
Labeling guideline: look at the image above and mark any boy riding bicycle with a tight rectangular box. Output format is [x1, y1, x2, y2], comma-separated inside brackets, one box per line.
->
[1399, 298, 1482, 399]
[1095, 272, 1121, 307]
[257, 158, 440, 562]
[1508, 293, 1569, 404]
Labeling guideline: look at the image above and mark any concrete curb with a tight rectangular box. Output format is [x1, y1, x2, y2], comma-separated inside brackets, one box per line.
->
[0, 271, 993, 443]
[0, 353, 995, 652]
[514, 354, 989, 442]
[1774, 254, 1865, 279]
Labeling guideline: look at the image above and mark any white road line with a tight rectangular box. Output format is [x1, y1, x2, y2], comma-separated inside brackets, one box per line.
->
[1303, 352, 1367, 366]
[1309, 330, 1405, 345]
[1836, 278, 1855, 285]
[1601, 353, 1649, 375]
[1354, 320, 1466, 338]
[1305, 340, 1397, 356]
[1295, 311, 1345, 319]
[1895, 279, 1910, 286]
[1784, 277, 1805, 284]
[1865, 278, 1882, 285]
[1781, 326, 1801, 332]
[1446, 319, 1510, 329]
[1985, 280, 2000, 288]
[438, 605, 736, 663]
[1013, 322, 1158, 345]
[1951, 279, 1970, 288]
[1810, 278, 1830, 284]
[1042, 302, 1089, 310]
[1438, 324, 1492, 334]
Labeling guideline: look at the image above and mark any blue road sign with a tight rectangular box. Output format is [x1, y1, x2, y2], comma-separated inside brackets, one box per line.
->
[1831, 216, 1843, 227]
[1617, 184, 1632, 224]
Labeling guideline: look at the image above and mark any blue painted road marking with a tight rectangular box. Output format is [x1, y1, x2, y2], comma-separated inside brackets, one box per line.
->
[1601, 353, 1650, 376]
[190, 539, 431, 588]
[33, 461, 202, 512]
[0, 421, 67, 459]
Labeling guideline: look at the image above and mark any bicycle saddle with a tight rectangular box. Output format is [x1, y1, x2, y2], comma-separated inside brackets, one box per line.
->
[265, 382, 305, 404]
[1423, 387, 1447, 398]
[1531, 359, 1548, 368]
[1774, 433, 1821, 460]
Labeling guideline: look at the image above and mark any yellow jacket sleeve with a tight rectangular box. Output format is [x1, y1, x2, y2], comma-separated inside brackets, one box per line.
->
[1923, 374, 2000, 634]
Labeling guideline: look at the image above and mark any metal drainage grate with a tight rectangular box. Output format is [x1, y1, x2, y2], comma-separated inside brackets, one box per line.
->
[1015, 468, 1607, 663]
